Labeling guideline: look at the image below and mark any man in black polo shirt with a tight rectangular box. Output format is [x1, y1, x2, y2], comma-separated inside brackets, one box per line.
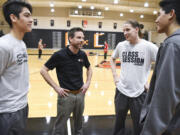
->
[40, 27, 92, 135]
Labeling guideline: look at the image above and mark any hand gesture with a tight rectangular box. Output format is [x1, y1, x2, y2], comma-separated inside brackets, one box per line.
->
[114, 75, 119, 86]
[81, 83, 89, 94]
[55, 87, 70, 97]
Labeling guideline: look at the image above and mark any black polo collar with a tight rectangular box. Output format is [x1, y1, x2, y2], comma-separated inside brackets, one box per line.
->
[66, 45, 81, 56]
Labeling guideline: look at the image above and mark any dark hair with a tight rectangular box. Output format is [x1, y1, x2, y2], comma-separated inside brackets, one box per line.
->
[159, 0, 180, 25]
[2, 0, 32, 28]
[68, 27, 84, 40]
[124, 19, 143, 38]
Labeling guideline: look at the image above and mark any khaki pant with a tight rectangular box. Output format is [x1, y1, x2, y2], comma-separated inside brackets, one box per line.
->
[52, 92, 85, 135]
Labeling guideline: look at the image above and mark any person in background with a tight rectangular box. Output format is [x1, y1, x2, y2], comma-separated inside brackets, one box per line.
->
[38, 38, 44, 59]
[40, 27, 92, 135]
[0, 0, 33, 135]
[104, 40, 108, 62]
[110, 19, 158, 135]
[140, 0, 180, 134]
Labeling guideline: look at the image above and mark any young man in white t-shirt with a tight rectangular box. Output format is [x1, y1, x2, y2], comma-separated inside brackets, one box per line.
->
[0, 1, 33, 135]
[110, 20, 158, 135]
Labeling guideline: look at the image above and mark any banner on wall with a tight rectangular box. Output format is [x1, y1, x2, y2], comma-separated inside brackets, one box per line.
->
[65, 32, 69, 46]
[82, 20, 88, 28]
[24, 29, 125, 49]
[94, 32, 105, 48]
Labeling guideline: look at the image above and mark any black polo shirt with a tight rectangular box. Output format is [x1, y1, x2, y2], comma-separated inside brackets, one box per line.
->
[45, 46, 90, 91]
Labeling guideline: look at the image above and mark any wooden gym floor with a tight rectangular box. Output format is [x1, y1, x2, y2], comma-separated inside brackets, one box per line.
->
[27, 49, 153, 118]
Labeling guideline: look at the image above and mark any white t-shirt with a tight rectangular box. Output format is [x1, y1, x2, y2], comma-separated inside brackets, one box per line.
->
[0, 34, 29, 113]
[112, 39, 158, 97]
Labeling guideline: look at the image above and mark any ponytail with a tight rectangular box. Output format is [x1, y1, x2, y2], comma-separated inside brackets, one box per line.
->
[125, 19, 144, 38]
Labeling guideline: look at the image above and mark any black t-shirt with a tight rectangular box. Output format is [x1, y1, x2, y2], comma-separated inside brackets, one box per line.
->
[45, 46, 90, 90]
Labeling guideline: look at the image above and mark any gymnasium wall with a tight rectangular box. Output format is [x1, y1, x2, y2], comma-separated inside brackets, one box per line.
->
[31, 16, 156, 32]
[1, 7, 165, 47]
[24, 15, 154, 49]
[23, 29, 125, 49]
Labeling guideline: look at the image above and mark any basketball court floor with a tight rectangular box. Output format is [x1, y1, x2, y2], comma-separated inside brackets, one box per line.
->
[26, 49, 154, 135]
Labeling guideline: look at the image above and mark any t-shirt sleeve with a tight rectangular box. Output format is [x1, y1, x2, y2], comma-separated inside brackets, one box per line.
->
[149, 43, 158, 62]
[45, 52, 59, 70]
[0, 45, 9, 75]
[84, 53, 90, 68]
[112, 44, 120, 59]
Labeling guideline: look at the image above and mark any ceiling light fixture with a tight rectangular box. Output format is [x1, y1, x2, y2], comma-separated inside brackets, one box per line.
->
[120, 13, 124, 17]
[153, 10, 158, 15]
[78, 5, 82, 9]
[90, 6, 95, 10]
[114, 0, 118, 4]
[140, 15, 144, 18]
[74, 10, 78, 14]
[98, 11, 102, 16]
[51, 8, 55, 12]
[82, 0, 86, 2]
[104, 7, 109, 11]
[130, 9, 134, 13]
[50, 3, 54, 7]
[144, 2, 149, 7]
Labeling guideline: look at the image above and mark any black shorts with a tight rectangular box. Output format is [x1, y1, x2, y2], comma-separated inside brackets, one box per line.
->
[0, 105, 28, 135]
